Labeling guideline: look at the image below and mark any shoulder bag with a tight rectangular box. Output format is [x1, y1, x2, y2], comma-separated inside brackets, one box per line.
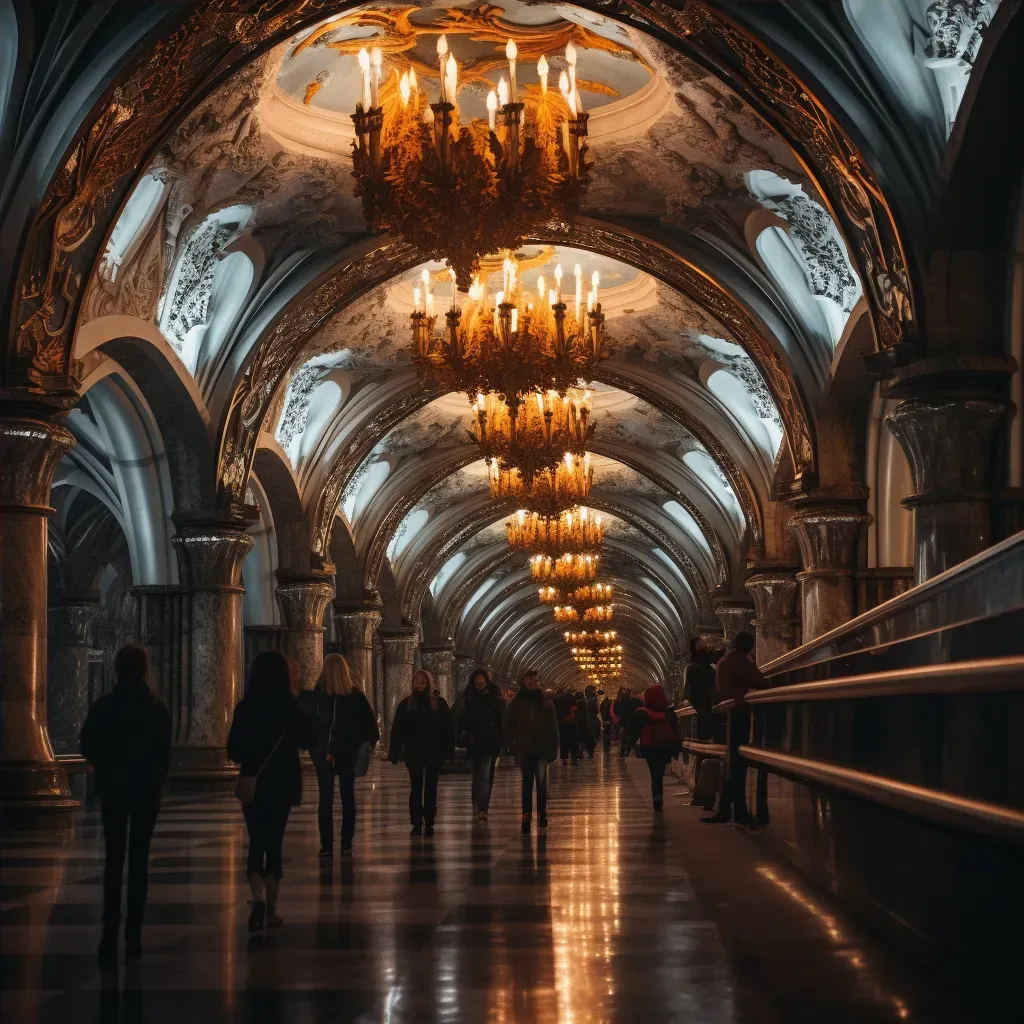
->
[235, 733, 283, 805]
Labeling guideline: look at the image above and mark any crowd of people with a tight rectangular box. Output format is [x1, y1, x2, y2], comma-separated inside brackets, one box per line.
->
[79, 629, 766, 966]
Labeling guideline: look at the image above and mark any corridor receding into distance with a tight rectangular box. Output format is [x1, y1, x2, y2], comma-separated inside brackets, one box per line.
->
[0, 0, 1022, 1022]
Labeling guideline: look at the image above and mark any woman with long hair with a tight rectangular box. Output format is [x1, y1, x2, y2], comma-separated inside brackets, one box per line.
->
[457, 667, 505, 821]
[311, 653, 379, 856]
[227, 651, 316, 932]
[388, 669, 453, 836]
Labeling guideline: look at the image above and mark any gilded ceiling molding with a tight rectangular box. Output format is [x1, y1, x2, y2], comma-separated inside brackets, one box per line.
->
[600, 0, 918, 356]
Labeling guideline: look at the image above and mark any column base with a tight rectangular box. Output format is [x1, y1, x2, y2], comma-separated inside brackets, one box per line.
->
[0, 762, 79, 829]
[168, 747, 237, 788]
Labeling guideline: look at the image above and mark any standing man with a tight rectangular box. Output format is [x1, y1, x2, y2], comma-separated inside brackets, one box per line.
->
[599, 690, 613, 751]
[502, 670, 559, 834]
[80, 645, 171, 969]
[458, 667, 505, 821]
[682, 635, 723, 803]
[701, 630, 764, 826]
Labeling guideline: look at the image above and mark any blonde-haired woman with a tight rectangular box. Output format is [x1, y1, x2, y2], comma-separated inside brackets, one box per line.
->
[311, 654, 378, 856]
[388, 670, 453, 836]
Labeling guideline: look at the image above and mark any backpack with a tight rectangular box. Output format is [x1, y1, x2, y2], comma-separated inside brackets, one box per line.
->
[640, 713, 678, 752]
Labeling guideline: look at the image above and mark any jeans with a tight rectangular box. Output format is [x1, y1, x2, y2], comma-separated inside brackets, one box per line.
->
[243, 801, 291, 877]
[470, 755, 495, 812]
[101, 797, 160, 946]
[317, 764, 356, 845]
[645, 755, 669, 806]
[520, 757, 548, 815]
[408, 763, 439, 826]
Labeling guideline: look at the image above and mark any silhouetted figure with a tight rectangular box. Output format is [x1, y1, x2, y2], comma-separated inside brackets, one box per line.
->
[227, 651, 317, 931]
[582, 684, 600, 757]
[80, 644, 171, 970]
[389, 669, 454, 836]
[682, 636, 723, 804]
[554, 690, 580, 764]
[310, 654, 378, 856]
[458, 667, 505, 821]
[503, 670, 559, 833]
[599, 691, 613, 750]
[628, 685, 681, 811]
[702, 630, 764, 826]
[616, 690, 643, 756]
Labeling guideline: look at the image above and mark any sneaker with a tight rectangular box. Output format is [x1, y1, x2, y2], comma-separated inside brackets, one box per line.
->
[410, 825, 422, 836]
[424, 824, 435, 837]
[248, 899, 266, 932]
[538, 814, 548, 829]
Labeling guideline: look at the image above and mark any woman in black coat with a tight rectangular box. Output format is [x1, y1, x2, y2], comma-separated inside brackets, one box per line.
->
[388, 669, 453, 836]
[227, 651, 316, 932]
[310, 654, 379, 857]
[457, 668, 505, 821]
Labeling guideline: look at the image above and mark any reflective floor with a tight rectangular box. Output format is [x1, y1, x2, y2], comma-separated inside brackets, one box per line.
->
[1, 753, 972, 1023]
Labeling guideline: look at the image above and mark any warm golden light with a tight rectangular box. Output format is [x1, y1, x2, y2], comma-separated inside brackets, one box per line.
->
[506, 505, 603, 555]
[531, 551, 599, 584]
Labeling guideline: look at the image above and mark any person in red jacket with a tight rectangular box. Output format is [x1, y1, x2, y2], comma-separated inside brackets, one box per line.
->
[701, 631, 764, 825]
[627, 685, 681, 811]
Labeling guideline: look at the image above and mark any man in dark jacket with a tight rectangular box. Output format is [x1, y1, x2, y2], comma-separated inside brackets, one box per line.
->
[702, 630, 765, 826]
[502, 671, 559, 833]
[683, 636, 722, 740]
[616, 690, 643, 756]
[598, 691, 613, 750]
[554, 690, 580, 765]
[458, 668, 505, 821]
[582, 685, 600, 758]
[80, 645, 171, 969]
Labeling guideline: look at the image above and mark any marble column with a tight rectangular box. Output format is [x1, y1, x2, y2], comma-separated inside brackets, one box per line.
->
[745, 570, 800, 667]
[47, 597, 100, 754]
[790, 504, 871, 644]
[421, 645, 456, 704]
[454, 654, 475, 696]
[714, 598, 756, 644]
[275, 573, 335, 691]
[0, 414, 78, 824]
[171, 517, 254, 778]
[379, 629, 418, 739]
[334, 602, 383, 712]
[885, 395, 1010, 584]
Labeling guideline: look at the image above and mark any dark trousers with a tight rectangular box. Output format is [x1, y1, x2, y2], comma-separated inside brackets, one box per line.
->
[718, 708, 751, 822]
[601, 722, 612, 750]
[520, 757, 548, 816]
[243, 800, 291, 877]
[619, 725, 634, 757]
[408, 762, 439, 826]
[558, 724, 579, 763]
[644, 755, 669, 805]
[317, 764, 356, 845]
[101, 797, 160, 946]
[470, 755, 495, 811]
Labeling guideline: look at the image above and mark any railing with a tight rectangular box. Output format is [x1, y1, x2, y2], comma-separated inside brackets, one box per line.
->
[675, 701, 727, 758]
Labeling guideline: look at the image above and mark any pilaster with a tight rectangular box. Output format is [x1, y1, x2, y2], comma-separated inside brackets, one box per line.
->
[47, 597, 100, 755]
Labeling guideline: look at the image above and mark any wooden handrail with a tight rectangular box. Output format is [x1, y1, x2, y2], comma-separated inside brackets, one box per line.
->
[682, 740, 726, 756]
[740, 745, 1024, 848]
[712, 699, 736, 714]
[745, 656, 1024, 705]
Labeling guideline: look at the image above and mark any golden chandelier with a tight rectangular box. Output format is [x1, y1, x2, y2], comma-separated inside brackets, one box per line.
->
[489, 450, 592, 516]
[567, 582, 612, 606]
[412, 254, 606, 403]
[353, 37, 591, 288]
[530, 551, 599, 584]
[506, 505, 602, 554]
[563, 629, 617, 649]
[472, 388, 592, 484]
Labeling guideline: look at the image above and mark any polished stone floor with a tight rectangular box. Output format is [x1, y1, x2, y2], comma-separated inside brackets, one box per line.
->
[1, 752, 973, 1023]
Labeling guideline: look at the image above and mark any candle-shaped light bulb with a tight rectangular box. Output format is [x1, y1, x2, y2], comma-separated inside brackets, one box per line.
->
[505, 38, 518, 101]
[399, 71, 411, 108]
[357, 47, 371, 109]
[486, 89, 497, 130]
[537, 274, 545, 300]
[548, 289, 557, 306]
[370, 47, 382, 107]
[554, 263, 563, 303]
[511, 307, 518, 333]
[538, 54, 549, 93]
[497, 75, 509, 108]
[422, 267, 430, 289]
[409, 67, 417, 91]
[445, 56, 457, 101]
[437, 34, 449, 101]
[413, 286, 421, 309]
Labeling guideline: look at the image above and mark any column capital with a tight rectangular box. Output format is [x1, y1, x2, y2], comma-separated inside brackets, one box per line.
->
[172, 516, 255, 592]
[712, 597, 755, 641]
[274, 573, 334, 630]
[0, 414, 75, 513]
[788, 503, 871, 576]
[335, 603, 383, 649]
[744, 570, 800, 625]
[379, 629, 419, 664]
[50, 600, 100, 646]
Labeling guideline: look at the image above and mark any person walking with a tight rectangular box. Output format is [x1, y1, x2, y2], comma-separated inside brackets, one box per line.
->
[583, 685, 600, 758]
[627, 685, 681, 812]
[502, 670, 559, 834]
[555, 690, 580, 765]
[457, 667, 505, 821]
[617, 689, 643, 756]
[682, 635, 723, 804]
[389, 669, 453, 836]
[80, 645, 171, 970]
[702, 631, 764, 826]
[310, 654, 379, 856]
[599, 690, 613, 751]
[227, 651, 317, 932]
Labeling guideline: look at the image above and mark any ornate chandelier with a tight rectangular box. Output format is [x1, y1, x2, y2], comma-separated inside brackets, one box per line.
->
[567, 582, 612, 606]
[537, 585, 559, 605]
[412, 255, 606, 402]
[583, 603, 614, 624]
[472, 388, 592, 484]
[489, 450, 592, 516]
[353, 37, 591, 288]
[553, 604, 580, 624]
[530, 551, 599, 584]
[563, 629, 617, 649]
[506, 505, 602, 554]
